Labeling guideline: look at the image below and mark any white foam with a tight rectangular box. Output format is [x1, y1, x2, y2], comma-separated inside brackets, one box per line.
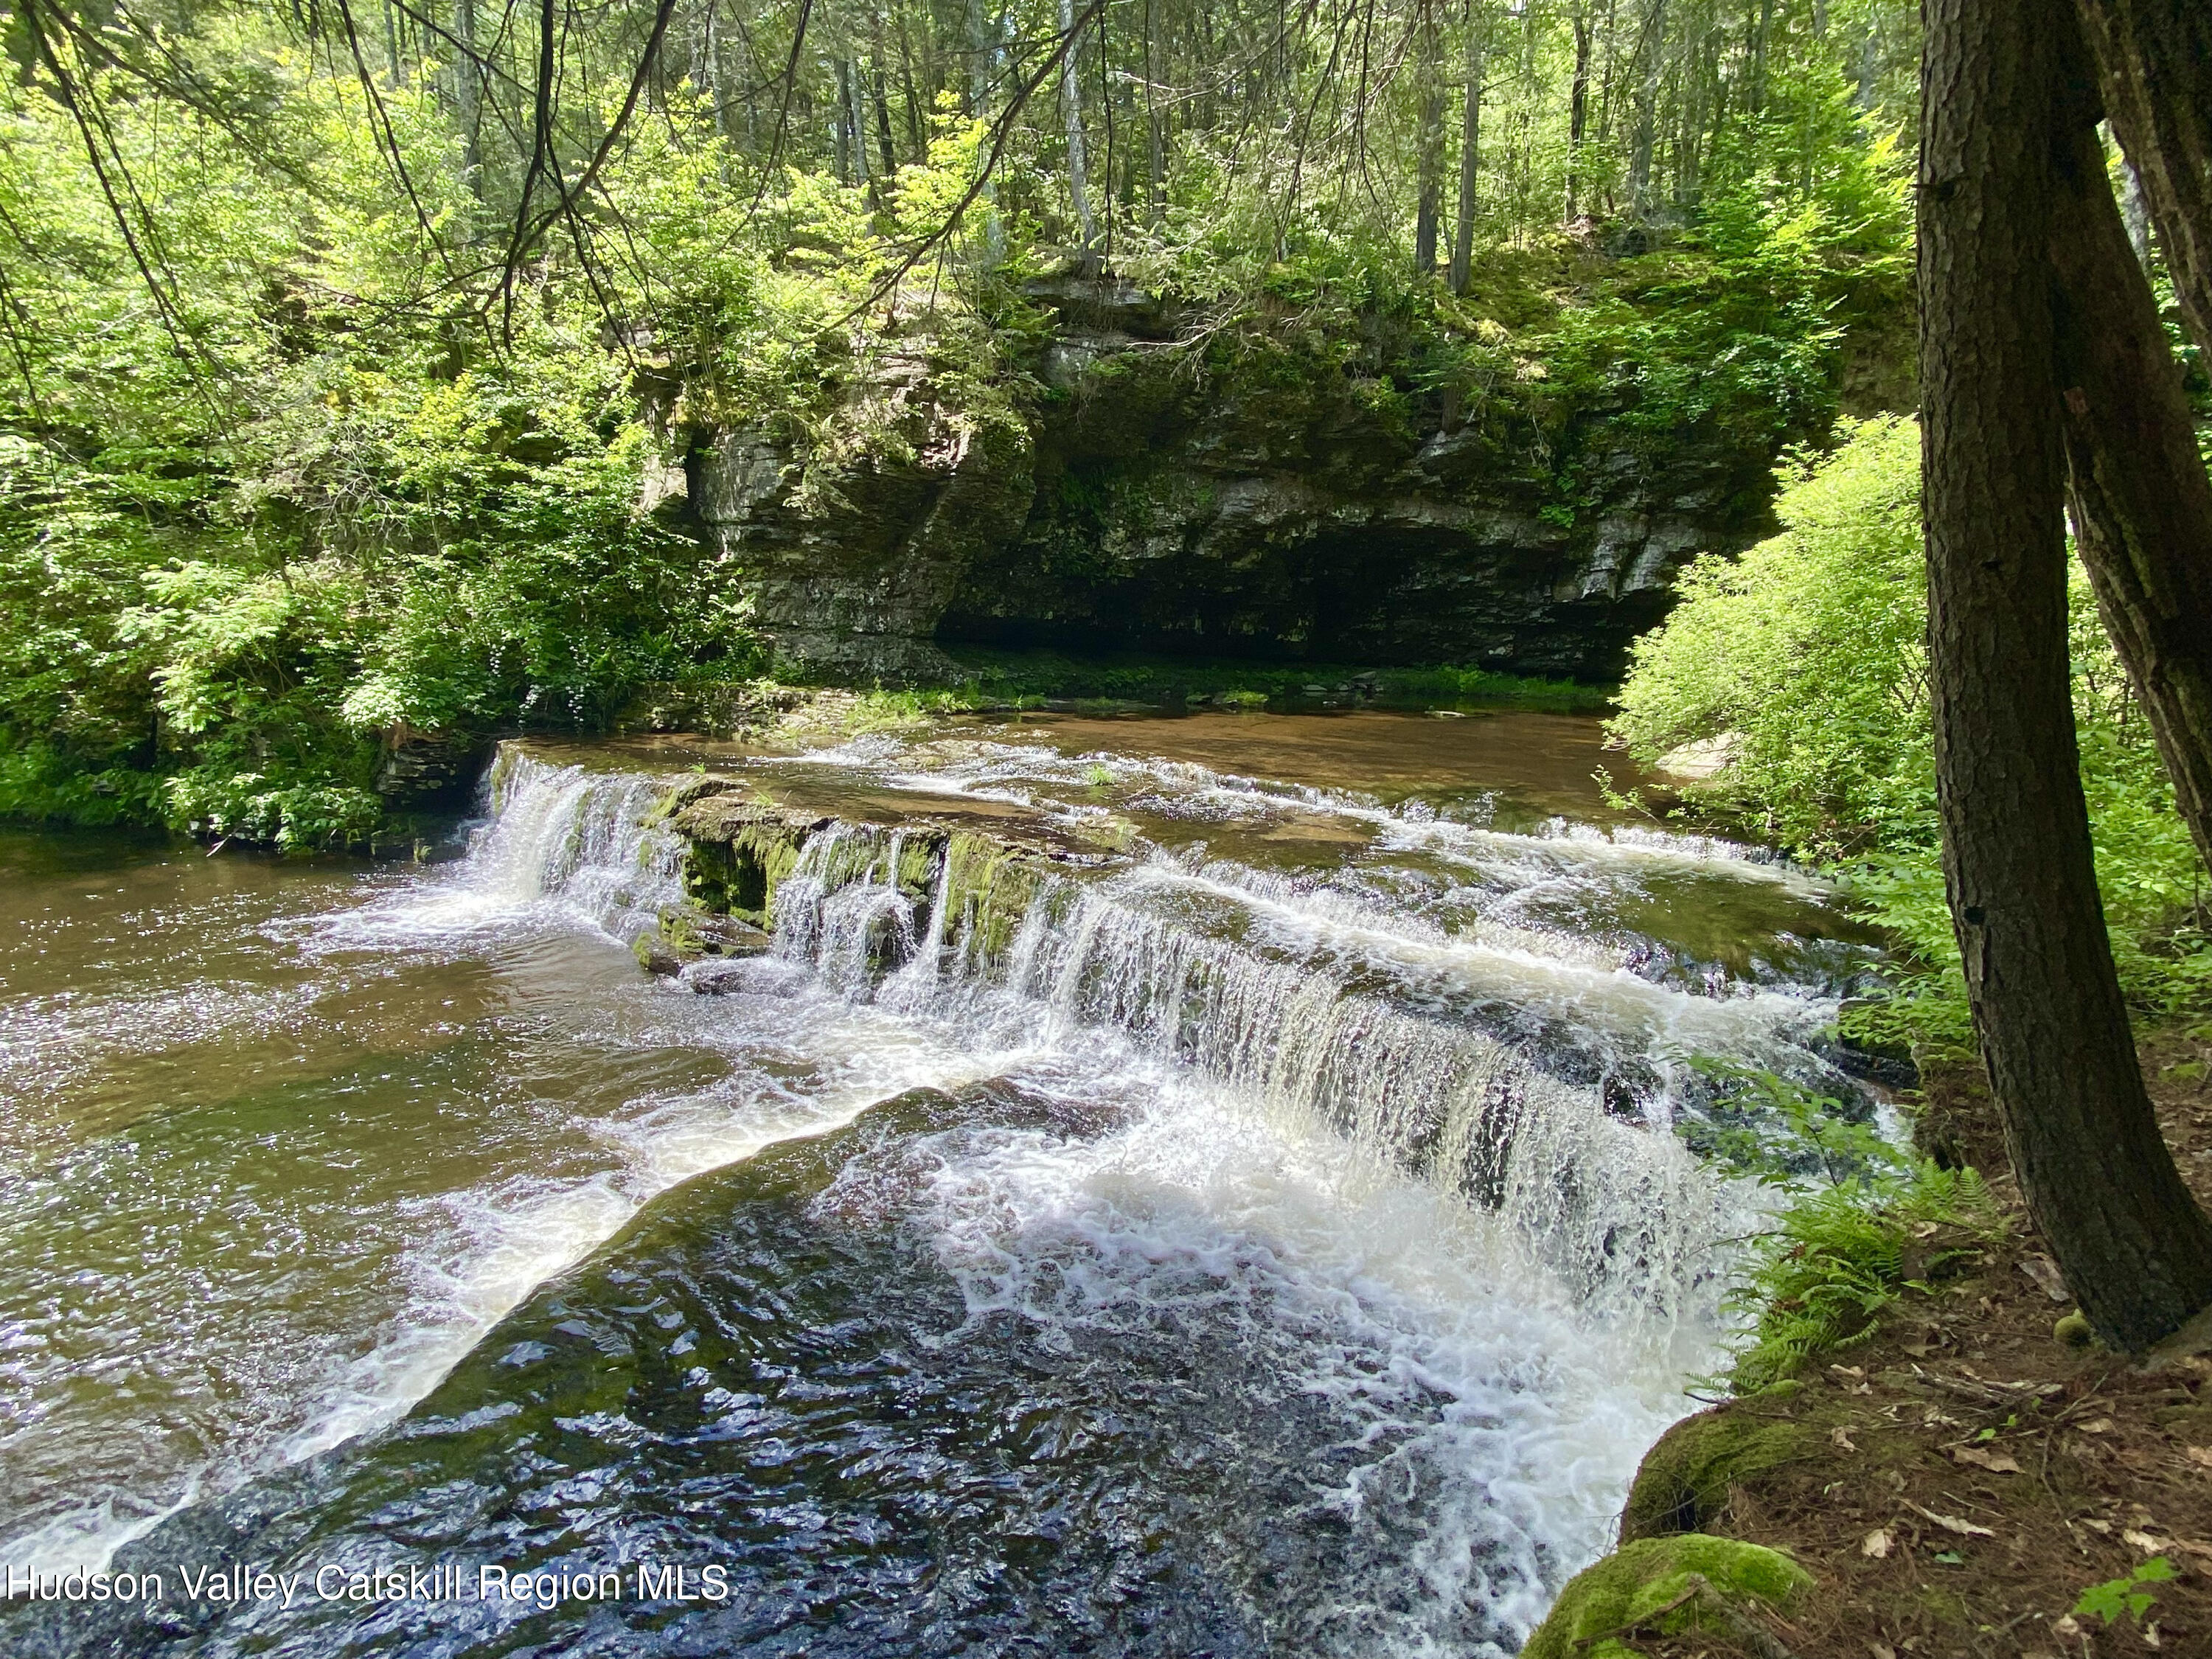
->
[873, 1053, 1726, 1655]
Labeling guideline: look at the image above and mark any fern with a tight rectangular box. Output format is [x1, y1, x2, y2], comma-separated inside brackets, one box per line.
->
[1727, 1163, 2005, 1393]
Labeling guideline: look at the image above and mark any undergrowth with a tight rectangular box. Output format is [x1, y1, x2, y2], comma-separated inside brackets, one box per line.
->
[1725, 1161, 2006, 1394]
[1683, 1060, 2008, 1395]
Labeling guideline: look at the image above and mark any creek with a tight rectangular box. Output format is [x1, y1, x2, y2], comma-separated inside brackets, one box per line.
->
[0, 709, 1883, 1657]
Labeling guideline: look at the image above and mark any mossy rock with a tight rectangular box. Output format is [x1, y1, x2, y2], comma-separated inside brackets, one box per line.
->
[1523, 1534, 1812, 1659]
[1620, 1407, 1818, 1542]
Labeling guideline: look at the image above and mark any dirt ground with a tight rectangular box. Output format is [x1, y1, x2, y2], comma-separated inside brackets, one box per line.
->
[1627, 1028, 2212, 1659]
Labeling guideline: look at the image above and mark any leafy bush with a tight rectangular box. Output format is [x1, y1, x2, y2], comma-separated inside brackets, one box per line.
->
[1611, 414, 1929, 856]
[1612, 414, 2212, 1043]
[1683, 1059, 1899, 1187]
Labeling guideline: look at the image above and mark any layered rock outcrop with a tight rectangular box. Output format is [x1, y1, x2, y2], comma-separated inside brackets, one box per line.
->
[681, 274, 1787, 683]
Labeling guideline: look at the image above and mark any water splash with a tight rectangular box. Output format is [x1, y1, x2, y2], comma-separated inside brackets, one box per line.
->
[463, 748, 686, 936]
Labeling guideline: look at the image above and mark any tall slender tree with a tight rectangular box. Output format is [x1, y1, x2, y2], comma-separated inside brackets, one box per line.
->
[1921, 0, 2212, 1353]
[1447, 0, 1486, 290]
[1058, 0, 1097, 254]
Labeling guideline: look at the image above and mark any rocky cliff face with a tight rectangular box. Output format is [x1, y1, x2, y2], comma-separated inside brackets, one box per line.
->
[683, 275, 1784, 684]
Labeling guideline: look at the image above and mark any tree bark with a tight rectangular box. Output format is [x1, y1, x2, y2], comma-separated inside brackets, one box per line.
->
[1628, 0, 1666, 217]
[872, 60, 897, 176]
[2073, 0, 2212, 361]
[2118, 148, 2152, 264]
[455, 0, 482, 195]
[1145, 0, 1166, 230]
[1922, 0, 2212, 1352]
[1565, 10, 1591, 221]
[2050, 115, 2212, 883]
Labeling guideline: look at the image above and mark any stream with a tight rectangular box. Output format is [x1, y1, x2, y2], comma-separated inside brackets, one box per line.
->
[0, 709, 1884, 1657]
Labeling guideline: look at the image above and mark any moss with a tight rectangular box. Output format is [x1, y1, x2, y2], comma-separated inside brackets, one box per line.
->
[1621, 1408, 1820, 1543]
[942, 832, 1050, 965]
[644, 774, 745, 825]
[1523, 1534, 1812, 1659]
[682, 823, 808, 923]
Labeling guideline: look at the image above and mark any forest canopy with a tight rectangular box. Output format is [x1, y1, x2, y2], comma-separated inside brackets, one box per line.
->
[0, 0, 1919, 845]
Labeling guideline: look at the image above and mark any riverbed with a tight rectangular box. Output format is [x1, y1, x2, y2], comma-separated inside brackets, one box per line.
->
[0, 709, 1882, 1657]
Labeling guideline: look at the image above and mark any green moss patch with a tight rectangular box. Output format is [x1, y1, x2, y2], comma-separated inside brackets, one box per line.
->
[1523, 1534, 1811, 1659]
[1621, 1407, 1819, 1542]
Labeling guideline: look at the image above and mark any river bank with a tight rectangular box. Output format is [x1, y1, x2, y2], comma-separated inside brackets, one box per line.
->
[1528, 1038, 2212, 1659]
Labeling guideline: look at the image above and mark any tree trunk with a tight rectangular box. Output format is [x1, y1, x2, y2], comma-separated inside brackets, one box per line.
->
[1141, 0, 1164, 226]
[1447, 0, 1485, 291]
[455, 0, 481, 193]
[967, 0, 1005, 266]
[1057, 0, 1096, 255]
[1922, 0, 2212, 1352]
[848, 60, 873, 186]
[697, 3, 730, 145]
[1748, 0, 1774, 113]
[1628, 0, 1666, 217]
[833, 59, 857, 184]
[872, 58, 897, 176]
[2049, 116, 2212, 883]
[1414, 1, 1446, 274]
[1565, 10, 1591, 221]
[2118, 154, 2152, 265]
[2073, 0, 2212, 361]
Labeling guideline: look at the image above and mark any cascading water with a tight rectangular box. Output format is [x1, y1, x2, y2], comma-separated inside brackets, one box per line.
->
[465, 747, 688, 933]
[0, 712, 1885, 1659]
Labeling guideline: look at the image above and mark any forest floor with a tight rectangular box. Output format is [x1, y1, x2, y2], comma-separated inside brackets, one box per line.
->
[1631, 1027, 2212, 1659]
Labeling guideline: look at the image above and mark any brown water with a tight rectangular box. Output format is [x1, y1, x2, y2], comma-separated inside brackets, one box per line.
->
[0, 711, 1881, 1658]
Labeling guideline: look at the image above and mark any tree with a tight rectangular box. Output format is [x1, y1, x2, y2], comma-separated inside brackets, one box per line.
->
[1414, 0, 1448, 272]
[2073, 0, 2212, 361]
[1920, 0, 2212, 1352]
[2048, 107, 2212, 883]
[1057, 0, 1096, 256]
[1447, 0, 1487, 292]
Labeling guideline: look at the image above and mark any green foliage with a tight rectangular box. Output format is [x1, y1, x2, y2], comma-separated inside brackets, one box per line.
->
[2073, 1557, 2175, 1626]
[1611, 414, 1929, 856]
[1612, 415, 2212, 1046]
[1684, 1060, 1899, 1187]
[1726, 1161, 2004, 1393]
[0, 0, 1916, 848]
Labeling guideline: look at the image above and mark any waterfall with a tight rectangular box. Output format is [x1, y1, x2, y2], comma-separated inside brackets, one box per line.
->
[460, 749, 687, 936]
[462, 748, 1787, 1324]
[754, 822, 1739, 1324]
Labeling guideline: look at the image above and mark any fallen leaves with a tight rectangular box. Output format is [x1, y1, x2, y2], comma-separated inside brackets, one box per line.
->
[2079, 1417, 2117, 1435]
[1832, 1425, 1858, 1451]
[1906, 1500, 1995, 1537]
[2019, 1253, 2070, 1301]
[1861, 1527, 1893, 1559]
[1949, 1444, 2023, 1474]
[2188, 1445, 2212, 1471]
